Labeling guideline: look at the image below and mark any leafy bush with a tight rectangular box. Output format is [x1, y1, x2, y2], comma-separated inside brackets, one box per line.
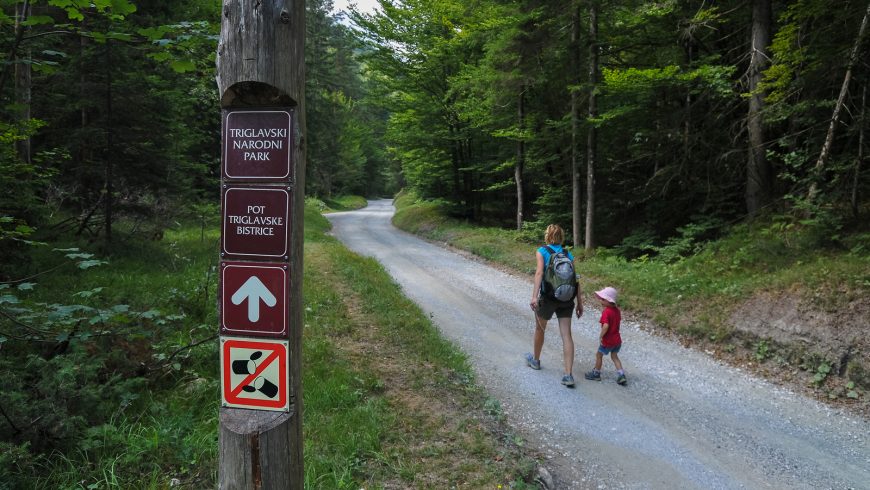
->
[651, 216, 723, 263]
[0, 235, 218, 487]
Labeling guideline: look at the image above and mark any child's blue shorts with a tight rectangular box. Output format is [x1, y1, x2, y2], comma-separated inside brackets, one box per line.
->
[598, 343, 621, 355]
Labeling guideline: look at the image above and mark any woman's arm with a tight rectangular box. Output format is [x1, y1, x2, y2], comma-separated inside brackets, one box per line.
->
[574, 280, 583, 318]
[530, 251, 544, 311]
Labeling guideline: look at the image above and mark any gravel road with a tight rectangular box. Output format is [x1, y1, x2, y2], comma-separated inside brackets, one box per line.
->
[326, 199, 870, 490]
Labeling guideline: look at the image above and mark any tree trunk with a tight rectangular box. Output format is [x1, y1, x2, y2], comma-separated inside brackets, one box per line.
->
[104, 39, 113, 245]
[0, 0, 29, 99]
[571, 2, 582, 247]
[515, 88, 525, 230]
[746, 0, 773, 215]
[450, 124, 462, 208]
[216, 1, 306, 488]
[853, 85, 866, 217]
[585, 0, 598, 252]
[808, 1, 870, 201]
[14, 2, 32, 164]
[683, 42, 692, 162]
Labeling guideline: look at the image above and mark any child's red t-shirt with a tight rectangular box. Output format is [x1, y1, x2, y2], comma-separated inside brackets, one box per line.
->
[599, 305, 622, 348]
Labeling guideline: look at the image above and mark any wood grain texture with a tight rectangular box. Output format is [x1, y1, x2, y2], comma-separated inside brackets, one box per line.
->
[216, 0, 305, 108]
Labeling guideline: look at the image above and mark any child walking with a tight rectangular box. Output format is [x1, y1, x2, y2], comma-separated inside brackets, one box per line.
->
[584, 287, 627, 386]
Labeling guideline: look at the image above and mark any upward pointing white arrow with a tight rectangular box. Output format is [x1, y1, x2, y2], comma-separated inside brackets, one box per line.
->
[231, 276, 277, 322]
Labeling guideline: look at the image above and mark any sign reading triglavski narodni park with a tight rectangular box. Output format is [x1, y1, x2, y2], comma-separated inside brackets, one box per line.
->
[223, 109, 294, 181]
[222, 185, 290, 259]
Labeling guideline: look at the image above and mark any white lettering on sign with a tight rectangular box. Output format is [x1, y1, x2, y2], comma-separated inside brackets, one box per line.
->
[229, 128, 287, 162]
[226, 214, 284, 237]
[235, 226, 275, 236]
[229, 128, 288, 139]
[243, 152, 271, 161]
[227, 215, 284, 225]
[232, 140, 283, 150]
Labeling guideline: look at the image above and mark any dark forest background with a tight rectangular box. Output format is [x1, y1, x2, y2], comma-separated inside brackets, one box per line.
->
[3, 0, 868, 257]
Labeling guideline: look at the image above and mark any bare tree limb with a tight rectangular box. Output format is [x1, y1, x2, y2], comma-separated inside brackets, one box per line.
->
[808, 2, 870, 201]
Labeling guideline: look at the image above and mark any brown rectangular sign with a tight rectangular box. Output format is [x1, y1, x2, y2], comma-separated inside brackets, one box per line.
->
[223, 109, 294, 181]
[220, 261, 289, 338]
[221, 185, 291, 260]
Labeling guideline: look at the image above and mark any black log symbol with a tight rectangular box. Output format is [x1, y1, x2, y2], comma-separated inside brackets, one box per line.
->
[232, 351, 278, 398]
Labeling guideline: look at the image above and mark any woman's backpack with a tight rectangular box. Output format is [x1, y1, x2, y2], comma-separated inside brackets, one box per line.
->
[541, 245, 577, 302]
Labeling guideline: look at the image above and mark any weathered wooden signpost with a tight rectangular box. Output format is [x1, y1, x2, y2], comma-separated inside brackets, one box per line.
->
[216, 1, 305, 488]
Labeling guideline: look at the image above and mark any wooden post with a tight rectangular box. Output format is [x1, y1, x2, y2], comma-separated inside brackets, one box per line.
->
[216, 1, 305, 488]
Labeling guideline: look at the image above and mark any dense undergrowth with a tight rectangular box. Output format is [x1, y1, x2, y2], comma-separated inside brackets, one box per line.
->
[392, 191, 870, 403]
[1, 198, 533, 488]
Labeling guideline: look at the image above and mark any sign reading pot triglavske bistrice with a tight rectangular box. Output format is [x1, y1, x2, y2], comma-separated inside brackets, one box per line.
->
[221, 185, 290, 259]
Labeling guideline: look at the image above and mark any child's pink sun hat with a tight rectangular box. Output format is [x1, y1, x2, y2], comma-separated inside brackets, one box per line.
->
[595, 287, 618, 304]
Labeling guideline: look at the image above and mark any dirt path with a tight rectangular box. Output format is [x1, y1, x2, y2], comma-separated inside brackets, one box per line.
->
[326, 199, 870, 489]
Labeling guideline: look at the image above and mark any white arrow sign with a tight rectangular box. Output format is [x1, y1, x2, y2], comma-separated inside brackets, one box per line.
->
[231, 275, 277, 322]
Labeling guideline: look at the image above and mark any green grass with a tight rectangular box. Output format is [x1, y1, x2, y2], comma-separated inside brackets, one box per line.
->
[302, 210, 531, 487]
[2, 198, 533, 488]
[305, 194, 369, 214]
[393, 192, 532, 274]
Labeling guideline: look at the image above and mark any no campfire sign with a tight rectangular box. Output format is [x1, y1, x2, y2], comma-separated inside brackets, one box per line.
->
[220, 337, 289, 412]
[220, 261, 288, 337]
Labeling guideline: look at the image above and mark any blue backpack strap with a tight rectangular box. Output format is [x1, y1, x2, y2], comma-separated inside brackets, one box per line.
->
[543, 245, 556, 263]
[540, 245, 556, 297]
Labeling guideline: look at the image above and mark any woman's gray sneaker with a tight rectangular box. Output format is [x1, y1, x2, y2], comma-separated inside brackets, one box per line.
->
[524, 353, 541, 370]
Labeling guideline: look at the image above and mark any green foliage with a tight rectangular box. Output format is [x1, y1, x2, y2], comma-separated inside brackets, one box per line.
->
[0, 0, 222, 253]
[755, 340, 771, 362]
[349, 0, 869, 251]
[651, 216, 724, 264]
[813, 361, 832, 387]
[48, 0, 137, 21]
[0, 221, 220, 487]
[0, 119, 53, 244]
[845, 381, 859, 400]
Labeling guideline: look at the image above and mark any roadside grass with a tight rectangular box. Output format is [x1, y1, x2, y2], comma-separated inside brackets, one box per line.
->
[324, 194, 369, 211]
[303, 207, 536, 488]
[3, 201, 535, 488]
[392, 193, 531, 274]
[305, 194, 368, 214]
[391, 192, 870, 400]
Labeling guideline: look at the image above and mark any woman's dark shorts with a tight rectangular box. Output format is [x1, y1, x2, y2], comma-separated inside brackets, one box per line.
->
[536, 296, 574, 320]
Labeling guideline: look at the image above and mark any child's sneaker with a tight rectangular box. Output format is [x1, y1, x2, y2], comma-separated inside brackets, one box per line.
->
[561, 374, 575, 387]
[616, 374, 627, 386]
[524, 353, 541, 370]
[584, 370, 601, 381]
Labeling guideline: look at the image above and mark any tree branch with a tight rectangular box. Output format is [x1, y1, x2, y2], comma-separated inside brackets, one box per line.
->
[149, 334, 218, 371]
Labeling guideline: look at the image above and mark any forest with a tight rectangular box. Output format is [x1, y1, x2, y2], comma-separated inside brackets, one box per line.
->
[2, 0, 869, 260]
[1, 0, 868, 487]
